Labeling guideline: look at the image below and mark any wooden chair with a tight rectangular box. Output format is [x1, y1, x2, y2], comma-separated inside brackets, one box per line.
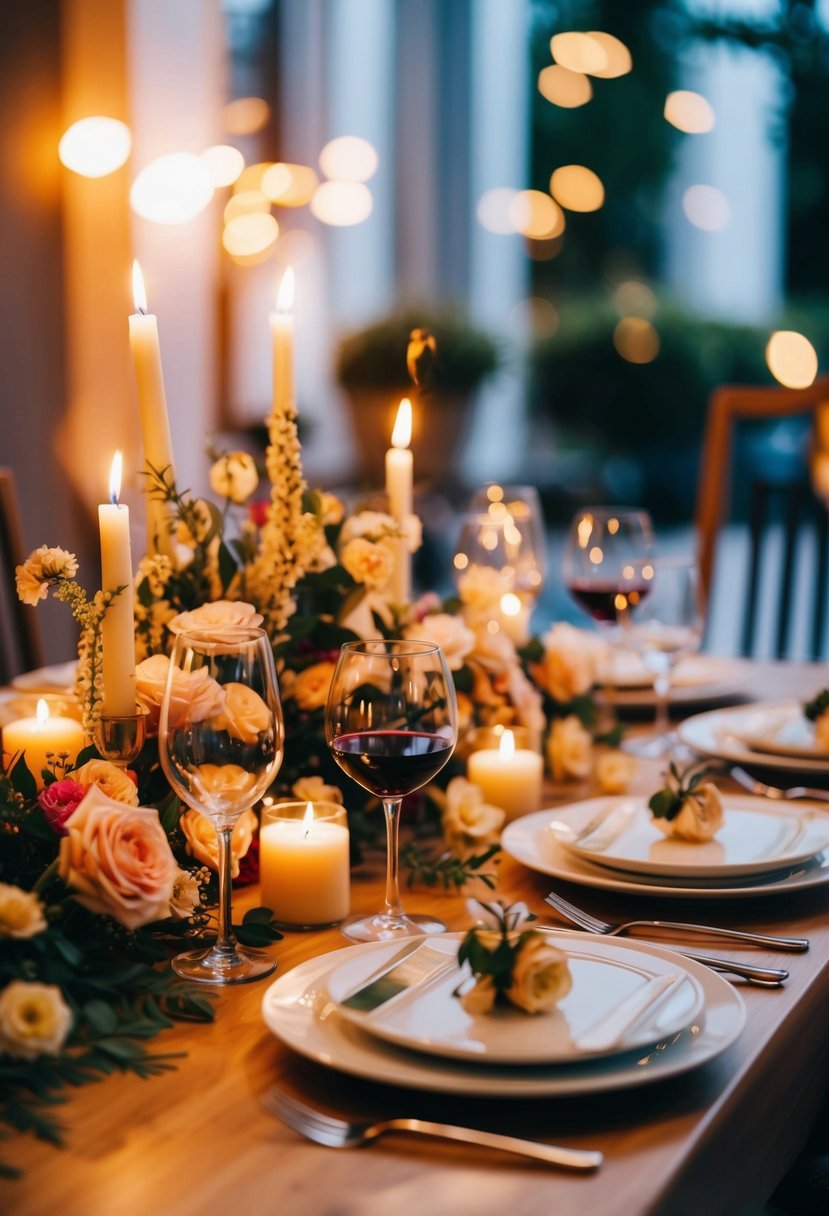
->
[695, 376, 829, 659]
[0, 467, 45, 682]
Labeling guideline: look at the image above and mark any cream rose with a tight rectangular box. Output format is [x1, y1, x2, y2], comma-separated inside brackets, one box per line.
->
[457, 566, 506, 616]
[547, 715, 593, 783]
[189, 765, 259, 815]
[340, 537, 394, 589]
[506, 934, 573, 1014]
[534, 623, 597, 703]
[0, 981, 73, 1059]
[214, 683, 271, 743]
[404, 614, 475, 672]
[595, 749, 636, 795]
[179, 807, 257, 878]
[209, 451, 259, 504]
[58, 786, 178, 930]
[135, 654, 226, 732]
[468, 624, 518, 673]
[167, 599, 263, 636]
[319, 491, 345, 527]
[291, 662, 336, 712]
[0, 884, 47, 939]
[292, 775, 344, 805]
[657, 782, 724, 842]
[169, 869, 202, 919]
[442, 777, 504, 856]
[460, 975, 497, 1015]
[339, 510, 397, 543]
[71, 759, 139, 806]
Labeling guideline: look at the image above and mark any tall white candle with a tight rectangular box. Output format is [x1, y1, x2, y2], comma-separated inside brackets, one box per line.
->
[467, 728, 543, 822]
[128, 260, 175, 558]
[269, 267, 295, 416]
[98, 452, 136, 716]
[385, 397, 413, 604]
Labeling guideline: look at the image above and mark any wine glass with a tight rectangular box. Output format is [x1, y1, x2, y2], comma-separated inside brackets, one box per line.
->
[468, 482, 547, 596]
[624, 555, 705, 758]
[325, 639, 458, 942]
[452, 508, 544, 645]
[159, 626, 284, 984]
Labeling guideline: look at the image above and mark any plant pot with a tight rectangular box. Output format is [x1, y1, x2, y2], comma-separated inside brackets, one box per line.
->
[342, 387, 474, 486]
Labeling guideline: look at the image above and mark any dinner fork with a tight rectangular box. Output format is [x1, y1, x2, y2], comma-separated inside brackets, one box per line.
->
[260, 1086, 603, 1171]
[543, 889, 808, 952]
[729, 766, 829, 805]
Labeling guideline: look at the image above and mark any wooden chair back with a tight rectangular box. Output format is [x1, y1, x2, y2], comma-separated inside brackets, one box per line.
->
[0, 467, 45, 682]
[695, 377, 829, 659]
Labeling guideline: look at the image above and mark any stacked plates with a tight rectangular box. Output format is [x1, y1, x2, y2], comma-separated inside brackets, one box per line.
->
[679, 701, 829, 776]
[262, 932, 745, 1098]
[502, 795, 829, 899]
[597, 653, 744, 709]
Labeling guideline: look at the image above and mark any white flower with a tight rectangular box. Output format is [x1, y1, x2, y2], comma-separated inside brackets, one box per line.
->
[209, 451, 259, 504]
[595, 749, 636, 794]
[534, 622, 598, 703]
[506, 936, 573, 1014]
[0, 981, 73, 1059]
[169, 869, 202, 919]
[167, 599, 263, 635]
[442, 778, 504, 855]
[657, 783, 724, 842]
[468, 624, 518, 673]
[0, 884, 47, 939]
[15, 546, 78, 605]
[292, 775, 344, 804]
[547, 715, 593, 783]
[405, 613, 475, 671]
[337, 589, 395, 638]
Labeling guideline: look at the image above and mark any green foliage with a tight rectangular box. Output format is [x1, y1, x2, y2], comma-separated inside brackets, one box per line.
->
[803, 688, 829, 722]
[400, 842, 500, 891]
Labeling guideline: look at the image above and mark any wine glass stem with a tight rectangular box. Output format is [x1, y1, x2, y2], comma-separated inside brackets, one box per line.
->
[215, 825, 238, 958]
[382, 797, 405, 921]
[653, 671, 671, 738]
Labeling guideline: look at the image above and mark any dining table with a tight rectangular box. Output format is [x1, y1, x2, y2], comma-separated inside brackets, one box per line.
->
[4, 657, 829, 1216]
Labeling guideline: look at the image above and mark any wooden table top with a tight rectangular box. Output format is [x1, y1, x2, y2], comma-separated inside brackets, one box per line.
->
[4, 658, 829, 1216]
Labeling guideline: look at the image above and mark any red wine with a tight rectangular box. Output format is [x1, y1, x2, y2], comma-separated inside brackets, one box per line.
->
[568, 580, 651, 624]
[331, 730, 453, 797]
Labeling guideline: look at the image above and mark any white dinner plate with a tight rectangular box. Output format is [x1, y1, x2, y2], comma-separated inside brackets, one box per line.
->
[548, 795, 829, 879]
[730, 704, 826, 760]
[501, 808, 829, 899]
[679, 701, 829, 775]
[325, 933, 704, 1065]
[261, 935, 744, 1098]
[11, 660, 78, 692]
[599, 655, 745, 710]
[599, 652, 735, 691]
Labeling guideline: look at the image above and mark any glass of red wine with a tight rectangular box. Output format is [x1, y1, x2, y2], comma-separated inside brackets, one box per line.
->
[325, 639, 458, 942]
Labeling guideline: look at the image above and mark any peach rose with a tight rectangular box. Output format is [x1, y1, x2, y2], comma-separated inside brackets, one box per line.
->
[179, 807, 257, 878]
[404, 614, 475, 671]
[135, 654, 226, 731]
[58, 786, 178, 930]
[70, 759, 139, 807]
[167, 599, 263, 636]
[340, 537, 394, 589]
[595, 749, 636, 795]
[213, 683, 272, 743]
[189, 763, 260, 814]
[441, 777, 504, 857]
[533, 623, 597, 703]
[291, 662, 336, 712]
[547, 715, 593, 783]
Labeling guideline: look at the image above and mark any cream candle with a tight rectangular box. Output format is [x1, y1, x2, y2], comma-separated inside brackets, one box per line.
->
[269, 267, 295, 415]
[128, 260, 175, 558]
[385, 397, 413, 604]
[259, 801, 350, 928]
[2, 699, 84, 790]
[98, 452, 136, 717]
[467, 728, 543, 822]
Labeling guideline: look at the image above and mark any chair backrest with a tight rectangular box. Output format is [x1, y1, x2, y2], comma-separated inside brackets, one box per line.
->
[695, 377, 829, 659]
[0, 467, 45, 682]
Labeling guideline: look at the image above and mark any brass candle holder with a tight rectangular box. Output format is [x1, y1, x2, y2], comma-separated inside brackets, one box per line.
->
[93, 707, 148, 767]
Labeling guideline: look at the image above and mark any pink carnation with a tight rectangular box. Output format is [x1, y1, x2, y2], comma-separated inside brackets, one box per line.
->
[38, 780, 86, 836]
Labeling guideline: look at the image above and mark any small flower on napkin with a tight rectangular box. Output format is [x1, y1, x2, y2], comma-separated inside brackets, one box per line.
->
[804, 689, 829, 751]
[456, 901, 572, 1016]
[648, 760, 724, 842]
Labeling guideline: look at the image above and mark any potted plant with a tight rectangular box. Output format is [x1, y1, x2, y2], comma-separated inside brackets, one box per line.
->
[334, 307, 501, 484]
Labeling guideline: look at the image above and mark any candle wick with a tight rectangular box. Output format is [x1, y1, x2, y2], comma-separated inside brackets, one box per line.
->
[138, 306, 146, 316]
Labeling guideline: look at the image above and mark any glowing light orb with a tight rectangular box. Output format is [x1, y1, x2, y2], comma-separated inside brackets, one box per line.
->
[59, 117, 131, 178]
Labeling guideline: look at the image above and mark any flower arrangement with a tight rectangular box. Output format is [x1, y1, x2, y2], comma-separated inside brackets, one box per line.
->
[456, 901, 572, 1015]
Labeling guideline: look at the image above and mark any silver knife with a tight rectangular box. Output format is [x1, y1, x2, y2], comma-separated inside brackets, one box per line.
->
[339, 942, 456, 1012]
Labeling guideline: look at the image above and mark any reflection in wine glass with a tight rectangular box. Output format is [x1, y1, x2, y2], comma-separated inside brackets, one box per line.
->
[452, 506, 544, 645]
[624, 555, 705, 758]
[325, 639, 458, 942]
[468, 483, 546, 593]
[159, 626, 284, 984]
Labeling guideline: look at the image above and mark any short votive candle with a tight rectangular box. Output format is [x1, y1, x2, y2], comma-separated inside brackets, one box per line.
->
[259, 801, 350, 928]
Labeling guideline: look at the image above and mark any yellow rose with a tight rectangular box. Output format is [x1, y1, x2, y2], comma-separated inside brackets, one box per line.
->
[546, 715, 593, 783]
[179, 807, 257, 878]
[506, 934, 573, 1014]
[71, 759, 139, 806]
[0, 884, 47, 939]
[0, 981, 73, 1059]
[292, 662, 336, 712]
[214, 683, 271, 743]
[595, 749, 636, 795]
[340, 537, 394, 589]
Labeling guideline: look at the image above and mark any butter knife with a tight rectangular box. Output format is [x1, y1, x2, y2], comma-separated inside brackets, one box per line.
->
[339, 942, 456, 1013]
[577, 972, 680, 1053]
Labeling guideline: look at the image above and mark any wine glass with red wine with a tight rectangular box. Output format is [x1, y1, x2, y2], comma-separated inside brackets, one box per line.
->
[325, 639, 458, 942]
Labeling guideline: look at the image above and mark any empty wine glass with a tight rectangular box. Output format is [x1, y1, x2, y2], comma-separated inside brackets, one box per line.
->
[624, 556, 705, 758]
[453, 507, 544, 645]
[159, 626, 284, 984]
[325, 639, 458, 942]
[468, 482, 547, 595]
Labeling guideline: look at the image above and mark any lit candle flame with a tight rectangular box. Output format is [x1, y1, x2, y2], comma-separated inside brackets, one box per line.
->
[391, 397, 412, 449]
[499, 729, 516, 760]
[109, 451, 123, 504]
[132, 260, 147, 314]
[36, 698, 49, 727]
[276, 267, 295, 313]
[303, 800, 314, 839]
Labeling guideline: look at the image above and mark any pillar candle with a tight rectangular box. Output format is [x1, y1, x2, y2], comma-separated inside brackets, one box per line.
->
[2, 699, 84, 790]
[467, 728, 543, 822]
[259, 801, 350, 927]
[98, 453, 136, 716]
[128, 260, 175, 558]
[385, 397, 413, 604]
[269, 267, 294, 416]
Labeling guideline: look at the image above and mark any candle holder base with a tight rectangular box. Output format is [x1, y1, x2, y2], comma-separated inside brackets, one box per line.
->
[93, 708, 148, 767]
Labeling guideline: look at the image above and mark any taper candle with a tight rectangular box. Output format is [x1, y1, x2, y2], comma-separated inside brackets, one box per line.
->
[269, 267, 294, 415]
[385, 397, 413, 604]
[98, 452, 136, 716]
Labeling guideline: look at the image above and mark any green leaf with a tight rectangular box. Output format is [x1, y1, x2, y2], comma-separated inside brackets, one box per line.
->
[648, 789, 680, 820]
[10, 755, 36, 802]
[82, 1000, 120, 1036]
[217, 541, 238, 594]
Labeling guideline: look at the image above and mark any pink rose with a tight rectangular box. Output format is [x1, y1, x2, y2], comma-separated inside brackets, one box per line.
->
[38, 779, 86, 835]
[58, 786, 178, 930]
